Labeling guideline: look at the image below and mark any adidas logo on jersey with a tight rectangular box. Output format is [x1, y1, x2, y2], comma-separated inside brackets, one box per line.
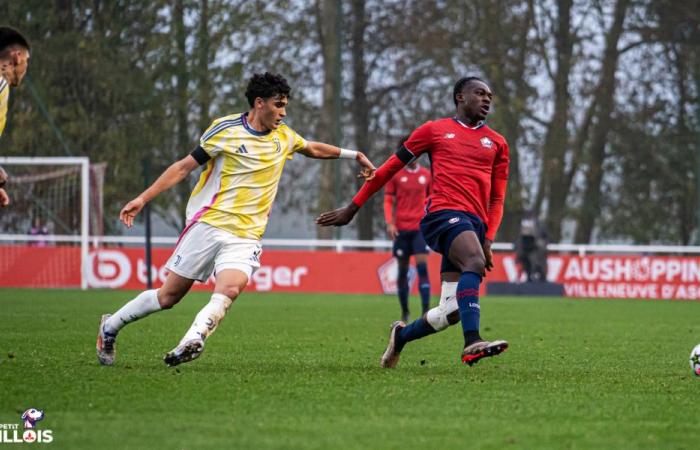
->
[236, 145, 249, 154]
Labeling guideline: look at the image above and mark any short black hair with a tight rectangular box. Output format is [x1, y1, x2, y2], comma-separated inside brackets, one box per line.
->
[453, 76, 485, 106]
[0, 27, 30, 57]
[245, 72, 291, 107]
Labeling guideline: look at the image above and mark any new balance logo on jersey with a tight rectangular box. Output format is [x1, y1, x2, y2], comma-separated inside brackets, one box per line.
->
[480, 137, 493, 148]
[444, 133, 455, 139]
[236, 145, 249, 154]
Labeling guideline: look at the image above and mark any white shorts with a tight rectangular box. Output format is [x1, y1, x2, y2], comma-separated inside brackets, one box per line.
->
[165, 222, 262, 282]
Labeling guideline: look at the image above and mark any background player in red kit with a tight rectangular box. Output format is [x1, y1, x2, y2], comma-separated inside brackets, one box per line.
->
[317, 76, 509, 368]
[384, 138, 432, 322]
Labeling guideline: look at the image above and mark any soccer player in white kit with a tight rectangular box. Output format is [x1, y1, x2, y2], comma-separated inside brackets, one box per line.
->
[96, 72, 376, 367]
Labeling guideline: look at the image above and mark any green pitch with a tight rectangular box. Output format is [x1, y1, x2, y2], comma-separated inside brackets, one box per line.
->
[1, 289, 698, 449]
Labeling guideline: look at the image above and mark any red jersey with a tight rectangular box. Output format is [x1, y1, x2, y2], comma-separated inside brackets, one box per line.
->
[384, 165, 431, 231]
[354, 118, 509, 241]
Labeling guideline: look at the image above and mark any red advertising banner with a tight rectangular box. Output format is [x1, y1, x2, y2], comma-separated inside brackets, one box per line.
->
[2, 245, 700, 299]
[497, 254, 700, 300]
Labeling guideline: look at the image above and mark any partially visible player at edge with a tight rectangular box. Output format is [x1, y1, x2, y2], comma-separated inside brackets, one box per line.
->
[96, 72, 377, 367]
[383, 137, 432, 322]
[317, 76, 509, 367]
[0, 26, 31, 207]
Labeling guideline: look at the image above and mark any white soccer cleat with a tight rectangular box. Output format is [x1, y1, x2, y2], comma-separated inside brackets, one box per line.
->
[163, 339, 205, 367]
[380, 321, 405, 369]
[96, 314, 117, 366]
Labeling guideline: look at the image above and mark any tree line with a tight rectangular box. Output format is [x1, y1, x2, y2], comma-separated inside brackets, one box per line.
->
[1, 0, 698, 244]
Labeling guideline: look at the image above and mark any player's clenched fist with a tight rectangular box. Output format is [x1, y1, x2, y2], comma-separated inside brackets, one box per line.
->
[119, 197, 146, 228]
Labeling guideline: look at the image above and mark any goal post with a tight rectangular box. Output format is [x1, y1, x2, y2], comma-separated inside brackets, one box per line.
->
[0, 156, 91, 289]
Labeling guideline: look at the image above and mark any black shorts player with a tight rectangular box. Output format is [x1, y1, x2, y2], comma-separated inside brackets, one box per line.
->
[420, 210, 486, 274]
[317, 76, 510, 368]
[392, 230, 430, 259]
[383, 159, 432, 322]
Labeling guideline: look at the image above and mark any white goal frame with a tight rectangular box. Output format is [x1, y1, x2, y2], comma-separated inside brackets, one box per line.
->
[0, 156, 90, 289]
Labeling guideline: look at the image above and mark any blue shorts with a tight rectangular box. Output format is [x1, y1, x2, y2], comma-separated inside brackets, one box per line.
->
[392, 230, 429, 259]
[419, 210, 487, 273]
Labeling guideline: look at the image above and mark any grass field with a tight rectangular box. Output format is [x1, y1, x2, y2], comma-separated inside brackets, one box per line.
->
[1, 288, 699, 449]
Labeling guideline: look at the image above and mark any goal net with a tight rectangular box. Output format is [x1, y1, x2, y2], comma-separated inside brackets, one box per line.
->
[0, 157, 104, 289]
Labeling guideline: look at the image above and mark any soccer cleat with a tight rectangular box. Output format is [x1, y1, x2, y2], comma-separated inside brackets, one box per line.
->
[96, 314, 117, 366]
[163, 339, 205, 367]
[461, 339, 508, 366]
[380, 321, 405, 369]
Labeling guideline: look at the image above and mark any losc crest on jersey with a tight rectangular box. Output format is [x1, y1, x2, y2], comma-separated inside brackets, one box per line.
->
[480, 137, 493, 148]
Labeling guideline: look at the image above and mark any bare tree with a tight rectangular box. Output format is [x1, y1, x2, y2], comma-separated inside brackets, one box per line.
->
[574, 0, 630, 243]
[315, 0, 343, 239]
[533, 0, 574, 242]
[349, 0, 375, 240]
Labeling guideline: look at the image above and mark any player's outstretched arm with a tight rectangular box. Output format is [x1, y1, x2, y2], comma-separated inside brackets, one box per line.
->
[119, 155, 199, 228]
[316, 202, 359, 226]
[316, 153, 407, 227]
[299, 141, 376, 180]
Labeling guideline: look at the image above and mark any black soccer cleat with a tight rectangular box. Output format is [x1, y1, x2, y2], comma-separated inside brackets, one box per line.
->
[461, 340, 508, 366]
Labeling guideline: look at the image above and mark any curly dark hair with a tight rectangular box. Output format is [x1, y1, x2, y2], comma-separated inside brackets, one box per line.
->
[0, 27, 30, 56]
[452, 76, 485, 106]
[245, 72, 291, 107]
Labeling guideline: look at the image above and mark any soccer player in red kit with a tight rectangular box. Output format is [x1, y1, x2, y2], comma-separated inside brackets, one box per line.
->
[317, 77, 509, 367]
[384, 140, 432, 322]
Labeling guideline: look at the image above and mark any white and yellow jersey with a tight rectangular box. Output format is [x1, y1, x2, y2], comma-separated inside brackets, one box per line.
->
[0, 76, 9, 138]
[186, 112, 307, 240]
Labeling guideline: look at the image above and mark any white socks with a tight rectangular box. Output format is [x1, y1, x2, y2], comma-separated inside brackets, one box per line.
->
[181, 293, 233, 343]
[103, 290, 234, 344]
[104, 289, 161, 335]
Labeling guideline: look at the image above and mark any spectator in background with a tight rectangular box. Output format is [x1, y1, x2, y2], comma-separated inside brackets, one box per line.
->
[29, 217, 48, 246]
[515, 212, 548, 282]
